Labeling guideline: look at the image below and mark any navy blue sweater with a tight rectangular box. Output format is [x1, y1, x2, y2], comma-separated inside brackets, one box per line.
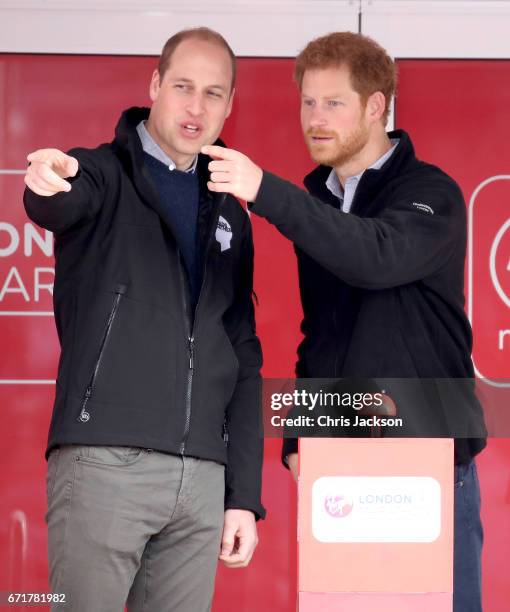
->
[144, 152, 201, 307]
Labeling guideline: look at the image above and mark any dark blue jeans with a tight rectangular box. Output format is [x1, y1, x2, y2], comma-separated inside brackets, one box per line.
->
[454, 460, 483, 612]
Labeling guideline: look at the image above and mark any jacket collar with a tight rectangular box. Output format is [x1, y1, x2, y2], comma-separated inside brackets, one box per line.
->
[112, 106, 226, 210]
[303, 129, 416, 211]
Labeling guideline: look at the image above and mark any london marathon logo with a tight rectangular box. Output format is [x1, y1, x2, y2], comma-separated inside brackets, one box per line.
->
[0, 170, 56, 382]
[313, 477, 441, 543]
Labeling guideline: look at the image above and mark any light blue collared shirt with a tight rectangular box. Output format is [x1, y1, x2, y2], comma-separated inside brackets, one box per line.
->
[326, 139, 399, 213]
[136, 120, 198, 174]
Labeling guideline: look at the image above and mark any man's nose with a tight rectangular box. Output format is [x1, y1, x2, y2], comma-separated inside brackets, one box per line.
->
[308, 107, 327, 128]
[186, 93, 205, 116]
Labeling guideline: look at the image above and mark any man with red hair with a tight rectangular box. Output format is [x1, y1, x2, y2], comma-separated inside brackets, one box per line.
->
[204, 31, 485, 612]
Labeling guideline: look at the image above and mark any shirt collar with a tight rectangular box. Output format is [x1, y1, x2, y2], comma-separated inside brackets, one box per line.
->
[326, 138, 399, 202]
[136, 120, 198, 174]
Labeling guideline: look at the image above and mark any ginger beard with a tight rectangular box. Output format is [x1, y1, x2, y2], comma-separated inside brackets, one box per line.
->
[305, 111, 370, 168]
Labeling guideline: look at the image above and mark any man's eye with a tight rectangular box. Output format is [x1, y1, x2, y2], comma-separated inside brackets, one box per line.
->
[175, 84, 190, 91]
[208, 91, 222, 99]
[303, 99, 314, 107]
[328, 100, 342, 107]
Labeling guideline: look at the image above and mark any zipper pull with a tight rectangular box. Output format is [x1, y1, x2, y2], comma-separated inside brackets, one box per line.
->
[189, 336, 195, 370]
[78, 388, 92, 423]
[79, 410, 90, 423]
[223, 421, 229, 444]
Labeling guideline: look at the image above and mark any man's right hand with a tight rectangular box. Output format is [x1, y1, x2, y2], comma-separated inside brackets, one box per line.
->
[24, 149, 79, 196]
[287, 453, 298, 482]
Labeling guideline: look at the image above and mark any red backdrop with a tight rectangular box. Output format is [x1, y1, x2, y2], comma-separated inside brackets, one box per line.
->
[396, 59, 510, 611]
[0, 55, 509, 611]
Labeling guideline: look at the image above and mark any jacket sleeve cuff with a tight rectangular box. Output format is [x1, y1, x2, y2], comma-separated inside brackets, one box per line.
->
[249, 171, 291, 220]
[224, 498, 266, 521]
[281, 437, 298, 469]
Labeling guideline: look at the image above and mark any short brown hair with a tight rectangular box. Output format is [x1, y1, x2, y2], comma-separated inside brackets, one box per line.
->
[158, 27, 236, 91]
[295, 31, 397, 124]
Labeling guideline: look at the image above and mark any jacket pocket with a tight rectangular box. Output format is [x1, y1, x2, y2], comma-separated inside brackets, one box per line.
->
[77, 283, 127, 423]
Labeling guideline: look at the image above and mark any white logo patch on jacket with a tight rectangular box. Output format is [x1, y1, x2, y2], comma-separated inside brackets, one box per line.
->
[412, 202, 434, 215]
[215, 215, 233, 252]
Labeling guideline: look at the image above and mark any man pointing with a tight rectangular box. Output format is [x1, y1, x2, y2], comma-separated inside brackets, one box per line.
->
[24, 27, 264, 612]
[204, 31, 485, 612]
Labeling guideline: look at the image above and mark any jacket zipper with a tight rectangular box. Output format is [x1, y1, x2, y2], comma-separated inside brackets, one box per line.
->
[178, 252, 194, 454]
[78, 284, 126, 423]
[179, 194, 225, 454]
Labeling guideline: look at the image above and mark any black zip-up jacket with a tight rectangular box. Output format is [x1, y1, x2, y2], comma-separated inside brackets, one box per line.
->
[250, 130, 486, 465]
[24, 107, 265, 520]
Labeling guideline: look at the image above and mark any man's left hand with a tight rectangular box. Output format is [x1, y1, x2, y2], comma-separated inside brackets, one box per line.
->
[219, 509, 258, 568]
[201, 145, 263, 202]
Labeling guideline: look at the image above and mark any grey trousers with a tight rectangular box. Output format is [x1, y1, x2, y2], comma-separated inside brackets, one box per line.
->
[46, 445, 225, 612]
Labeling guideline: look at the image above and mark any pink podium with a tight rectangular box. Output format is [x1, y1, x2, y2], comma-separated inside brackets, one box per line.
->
[298, 438, 454, 611]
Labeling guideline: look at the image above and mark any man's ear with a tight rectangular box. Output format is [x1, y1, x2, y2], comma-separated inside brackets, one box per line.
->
[366, 91, 386, 124]
[149, 69, 161, 103]
[225, 87, 235, 119]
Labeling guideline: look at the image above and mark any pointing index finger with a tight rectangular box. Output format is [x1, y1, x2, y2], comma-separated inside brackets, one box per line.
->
[201, 145, 238, 161]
